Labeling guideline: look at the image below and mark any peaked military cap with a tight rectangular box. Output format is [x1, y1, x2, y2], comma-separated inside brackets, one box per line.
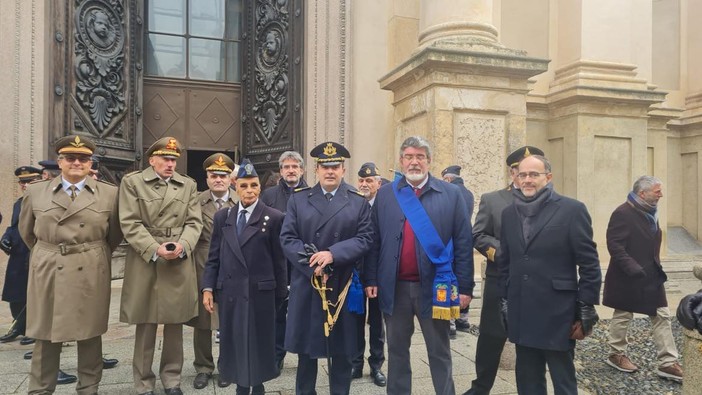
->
[506, 146, 544, 168]
[15, 166, 42, 181]
[441, 165, 461, 177]
[39, 160, 59, 171]
[55, 135, 96, 156]
[310, 141, 350, 166]
[237, 158, 259, 178]
[146, 137, 182, 158]
[358, 162, 380, 177]
[203, 153, 235, 175]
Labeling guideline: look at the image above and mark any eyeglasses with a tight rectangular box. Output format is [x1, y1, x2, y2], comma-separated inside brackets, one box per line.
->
[401, 154, 428, 162]
[60, 155, 92, 163]
[517, 172, 549, 180]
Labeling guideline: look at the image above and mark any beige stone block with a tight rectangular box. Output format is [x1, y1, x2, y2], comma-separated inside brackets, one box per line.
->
[453, 111, 506, 196]
[388, 16, 419, 68]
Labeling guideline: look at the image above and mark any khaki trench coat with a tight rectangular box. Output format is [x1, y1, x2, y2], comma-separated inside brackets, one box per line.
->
[18, 177, 122, 342]
[185, 190, 237, 329]
[119, 166, 203, 324]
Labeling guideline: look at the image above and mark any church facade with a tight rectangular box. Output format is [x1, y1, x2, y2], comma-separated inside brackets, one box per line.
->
[1, 0, 701, 265]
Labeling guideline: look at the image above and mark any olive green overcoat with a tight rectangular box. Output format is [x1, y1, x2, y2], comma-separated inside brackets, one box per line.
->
[19, 176, 122, 342]
[119, 166, 203, 324]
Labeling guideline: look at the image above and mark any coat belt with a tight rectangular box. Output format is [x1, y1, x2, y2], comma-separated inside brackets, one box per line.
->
[144, 226, 182, 238]
[35, 240, 104, 256]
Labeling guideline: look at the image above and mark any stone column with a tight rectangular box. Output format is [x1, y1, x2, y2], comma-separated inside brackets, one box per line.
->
[546, 0, 666, 261]
[380, 0, 548, 204]
[418, 0, 497, 47]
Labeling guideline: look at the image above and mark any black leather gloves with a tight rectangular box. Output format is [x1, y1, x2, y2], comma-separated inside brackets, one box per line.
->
[577, 300, 599, 335]
[296, 243, 319, 265]
[0, 239, 11, 255]
[499, 298, 509, 332]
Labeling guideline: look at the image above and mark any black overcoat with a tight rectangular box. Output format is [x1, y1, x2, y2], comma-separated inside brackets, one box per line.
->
[1, 198, 30, 302]
[498, 191, 601, 351]
[202, 201, 287, 387]
[280, 181, 373, 358]
[602, 202, 667, 316]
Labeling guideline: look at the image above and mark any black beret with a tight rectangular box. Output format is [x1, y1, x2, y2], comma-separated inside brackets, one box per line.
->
[506, 146, 545, 168]
[441, 165, 461, 177]
[358, 162, 380, 177]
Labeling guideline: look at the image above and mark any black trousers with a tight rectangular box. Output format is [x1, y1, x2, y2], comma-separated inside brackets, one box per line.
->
[467, 276, 507, 395]
[515, 344, 577, 395]
[296, 353, 352, 395]
[352, 296, 385, 371]
[275, 298, 288, 363]
[9, 301, 26, 335]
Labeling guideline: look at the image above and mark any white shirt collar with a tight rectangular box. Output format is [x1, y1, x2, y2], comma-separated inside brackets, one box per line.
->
[61, 177, 87, 192]
[211, 190, 230, 203]
[238, 198, 259, 215]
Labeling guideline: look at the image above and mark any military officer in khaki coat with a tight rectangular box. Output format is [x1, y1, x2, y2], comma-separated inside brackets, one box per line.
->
[187, 153, 238, 390]
[119, 137, 203, 395]
[19, 135, 122, 395]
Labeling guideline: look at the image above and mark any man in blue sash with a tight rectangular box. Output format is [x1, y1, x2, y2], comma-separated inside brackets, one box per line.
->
[364, 136, 474, 395]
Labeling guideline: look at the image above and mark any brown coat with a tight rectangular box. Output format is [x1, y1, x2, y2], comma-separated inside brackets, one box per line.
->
[185, 190, 237, 329]
[119, 166, 203, 324]
[603, 201, 667, 316]
[19, 177, 122, 342]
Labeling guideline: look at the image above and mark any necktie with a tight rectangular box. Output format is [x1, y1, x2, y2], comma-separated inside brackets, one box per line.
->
[215, 199, 223, 210]
[237, 209, 247, 235]
[69, 185, 78, 201]
[325, 192, 333, 202]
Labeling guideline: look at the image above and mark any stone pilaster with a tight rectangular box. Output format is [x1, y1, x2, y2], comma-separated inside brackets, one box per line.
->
[546, 61, 666, 260]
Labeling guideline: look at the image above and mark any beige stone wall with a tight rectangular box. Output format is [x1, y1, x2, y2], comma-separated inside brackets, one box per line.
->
[0, 0, 49, 228]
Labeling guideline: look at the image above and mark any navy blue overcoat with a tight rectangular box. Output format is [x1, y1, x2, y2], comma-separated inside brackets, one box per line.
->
[280, 181, 373, 358]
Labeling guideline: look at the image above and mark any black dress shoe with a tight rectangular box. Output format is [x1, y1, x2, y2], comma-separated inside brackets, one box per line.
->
[23, 351, 33, 360]
[217, 376, 231, 388]
[57, 370, 77, 385]
[370, 370, 387, 387]
[165, 387, 183, 395]
[251, 384, 265, 395]
[19, 337, 35, 346]
[193, 372, 211, 389]
[102, 357, 118, 369]
[0, 329, 20, 343]
[351, 366, 363, 379]
[235, 385, 250, 395]
[456, 320, 471, 332]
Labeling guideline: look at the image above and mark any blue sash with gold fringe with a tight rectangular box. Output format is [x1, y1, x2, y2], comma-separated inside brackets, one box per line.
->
[393, 180, 460, 320]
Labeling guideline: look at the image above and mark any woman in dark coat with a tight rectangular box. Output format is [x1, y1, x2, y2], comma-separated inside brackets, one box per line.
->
[202, 165, 288, 395]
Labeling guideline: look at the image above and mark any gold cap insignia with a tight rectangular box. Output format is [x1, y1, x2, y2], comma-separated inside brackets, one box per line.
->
[214, 156, 226, 167]
[166, 138, 178, 150]
[365, 168, 371, 175]
[70, 136, 85, 148]
[323, 143, 337, 157]
[245, 163, 254, 175]
[524, 147, 531, 157]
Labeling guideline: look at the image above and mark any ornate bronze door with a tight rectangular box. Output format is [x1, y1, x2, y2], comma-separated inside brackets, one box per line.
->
[241, 0, 304, 185]
[142, 0, 242, 188]
[49, 0, 144, 183]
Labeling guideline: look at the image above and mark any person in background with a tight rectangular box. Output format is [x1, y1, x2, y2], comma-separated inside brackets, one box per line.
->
[188, 153, 238, 390]
[602, 175, 683, 382]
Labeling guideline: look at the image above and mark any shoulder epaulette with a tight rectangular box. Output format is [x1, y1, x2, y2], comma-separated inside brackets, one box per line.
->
[294, 186, 311, 193]
[29, 179, 49, 185]
[97, 179, 116, 187]
[123, 170, 141, 178]
[350, 189, 365, 198]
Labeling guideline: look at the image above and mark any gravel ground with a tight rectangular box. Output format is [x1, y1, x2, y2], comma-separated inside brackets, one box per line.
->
[468, 317, 684, 394]
[575, 318, 683, 395]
